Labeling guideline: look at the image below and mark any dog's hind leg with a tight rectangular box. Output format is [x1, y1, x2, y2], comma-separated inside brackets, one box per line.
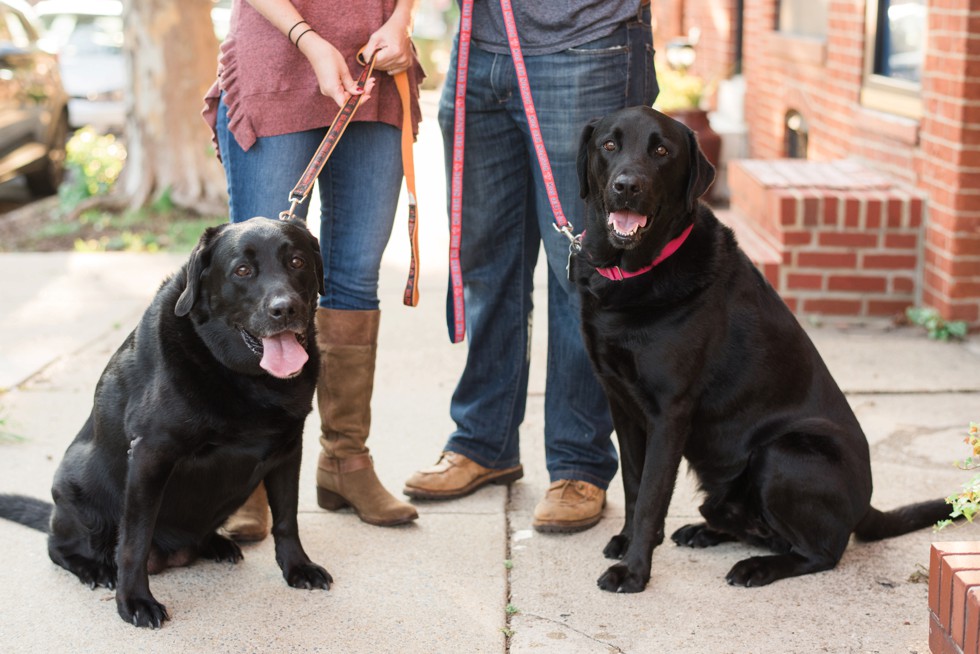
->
[671, 523, 736, 548]
[47, 504, 118, 589]
[199, 531, 244, 564]
[724, 431, 864, 587]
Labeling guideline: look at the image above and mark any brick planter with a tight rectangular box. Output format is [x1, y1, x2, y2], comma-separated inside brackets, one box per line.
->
[929, 542, 980, 653]
[726, 159, 927, 320]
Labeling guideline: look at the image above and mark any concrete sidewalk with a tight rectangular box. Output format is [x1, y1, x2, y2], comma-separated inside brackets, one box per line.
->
[2, 96, 980, 652]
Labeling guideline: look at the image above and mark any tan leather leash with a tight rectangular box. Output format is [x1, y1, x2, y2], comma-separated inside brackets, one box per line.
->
[279, 48, 420, 307]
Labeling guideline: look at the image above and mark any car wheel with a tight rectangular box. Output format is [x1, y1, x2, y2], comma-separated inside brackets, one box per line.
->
[26, 111, 70, 197]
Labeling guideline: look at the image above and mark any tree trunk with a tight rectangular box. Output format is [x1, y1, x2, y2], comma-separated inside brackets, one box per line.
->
[121, 0, 227, 215]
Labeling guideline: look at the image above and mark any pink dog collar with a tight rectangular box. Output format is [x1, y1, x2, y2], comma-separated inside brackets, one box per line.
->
[596, 224, 694, 281]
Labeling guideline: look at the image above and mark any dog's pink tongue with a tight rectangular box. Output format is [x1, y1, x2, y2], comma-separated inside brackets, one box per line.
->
[260, 332, 308, 378]
[608, 210, 648, 235]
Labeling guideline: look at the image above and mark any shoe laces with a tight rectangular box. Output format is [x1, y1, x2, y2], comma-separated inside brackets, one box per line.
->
[551, 479, 584, 501]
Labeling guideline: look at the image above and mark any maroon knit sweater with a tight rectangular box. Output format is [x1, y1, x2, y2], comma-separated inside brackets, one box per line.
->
[202, 0, 424, 155]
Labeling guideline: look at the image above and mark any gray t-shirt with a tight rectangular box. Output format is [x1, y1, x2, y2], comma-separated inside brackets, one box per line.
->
[470, 0, 642, 56]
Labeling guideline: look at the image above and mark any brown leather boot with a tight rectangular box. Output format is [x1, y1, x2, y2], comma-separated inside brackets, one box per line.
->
[219, 482, 271, 542]
[314, 308, 418, 527]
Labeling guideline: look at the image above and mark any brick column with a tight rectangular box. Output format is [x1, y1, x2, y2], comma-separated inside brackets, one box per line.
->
[918, 1, 980, 323]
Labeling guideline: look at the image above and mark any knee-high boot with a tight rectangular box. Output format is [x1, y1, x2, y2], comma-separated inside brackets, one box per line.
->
[314, 308, 418, 526]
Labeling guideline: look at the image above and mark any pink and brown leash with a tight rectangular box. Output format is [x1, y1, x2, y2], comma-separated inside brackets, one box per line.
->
[281, 48, 421, 308]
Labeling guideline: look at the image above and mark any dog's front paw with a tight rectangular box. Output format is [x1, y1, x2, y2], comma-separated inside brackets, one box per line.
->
[603, 534, 630, 559]
[117, 595, 169, 629]
[597, 563, 649, 593]
[201, 533, 244, 564]
[285, 562, 332, 590]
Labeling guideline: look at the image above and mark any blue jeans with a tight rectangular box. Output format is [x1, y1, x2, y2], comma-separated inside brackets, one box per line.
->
[216, 96, 403, 310]
[438, 10, 658, 489]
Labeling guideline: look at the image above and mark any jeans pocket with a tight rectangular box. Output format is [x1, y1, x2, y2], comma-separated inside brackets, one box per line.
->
[566, 27, 628, 56]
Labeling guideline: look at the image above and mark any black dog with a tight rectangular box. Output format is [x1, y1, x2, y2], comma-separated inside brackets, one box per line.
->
[0, 217, 331, 627]
[572, 106, 950, 593]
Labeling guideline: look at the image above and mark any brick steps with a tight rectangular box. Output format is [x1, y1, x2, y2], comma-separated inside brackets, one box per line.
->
[930, 542, 980, 654]
[716, 208, 782, 288]
[727, 159, 926, 319]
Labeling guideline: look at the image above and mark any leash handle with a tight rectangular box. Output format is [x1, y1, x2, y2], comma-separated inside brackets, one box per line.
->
[282, 50, 378, 216]
[447, 0, 575, 343]
[280, 47, 421, 308]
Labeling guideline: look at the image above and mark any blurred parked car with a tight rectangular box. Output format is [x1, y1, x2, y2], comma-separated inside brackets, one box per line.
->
[34, 0, 125, 133]
[0, 0, 69, 196]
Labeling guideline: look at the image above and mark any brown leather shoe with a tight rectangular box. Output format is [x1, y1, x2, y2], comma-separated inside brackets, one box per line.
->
[403, 451, 523, 500]
[532, 479, 606, 533]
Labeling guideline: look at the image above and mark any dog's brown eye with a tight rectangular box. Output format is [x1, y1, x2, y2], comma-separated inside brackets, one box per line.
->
[290, 256, 305, 270]
[655, 145, 668, 156]
[234, 265, 251, 277]
[602, 140, 616, 152]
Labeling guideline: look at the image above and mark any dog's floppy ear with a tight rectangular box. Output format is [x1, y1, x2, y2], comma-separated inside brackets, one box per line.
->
[685, 129, 716, 213]
[175, 224, 225, 317]
[577, 119, 600, 199]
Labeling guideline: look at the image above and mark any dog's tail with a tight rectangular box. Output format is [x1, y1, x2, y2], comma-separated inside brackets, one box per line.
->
[0, 494, 52, 532]
[853, 499, 951, 541]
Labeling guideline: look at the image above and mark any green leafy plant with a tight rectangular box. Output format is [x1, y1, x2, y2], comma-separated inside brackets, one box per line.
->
[59, 128, 126, 211]
[654, 68, 706, 113]
[505, 603, 519, 616]
[906, 306, 968, 341]
[937, 422, 980, 530]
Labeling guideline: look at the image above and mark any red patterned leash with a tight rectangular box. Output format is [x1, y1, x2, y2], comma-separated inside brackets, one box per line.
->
[281, 48, 420, 307]
[447, 0, 578, 343]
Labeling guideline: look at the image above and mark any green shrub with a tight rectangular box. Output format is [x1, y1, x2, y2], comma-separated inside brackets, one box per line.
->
[937, 422, 980, 530]
[59, 128, 126, 210]
[906, 306, 968, 341]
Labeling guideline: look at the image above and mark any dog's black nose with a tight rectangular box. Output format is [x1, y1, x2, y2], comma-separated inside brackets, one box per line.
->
[267, 295, 299, 322]
[612, 173, 643, 197]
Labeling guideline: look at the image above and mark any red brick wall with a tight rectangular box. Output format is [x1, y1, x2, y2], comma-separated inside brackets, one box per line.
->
[737, 0, 980, 324]
[917, 1, 980, 323]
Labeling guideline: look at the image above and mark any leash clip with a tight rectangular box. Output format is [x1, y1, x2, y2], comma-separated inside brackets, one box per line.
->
[279, 198, 302, 222]
[554, 222, 581, 253]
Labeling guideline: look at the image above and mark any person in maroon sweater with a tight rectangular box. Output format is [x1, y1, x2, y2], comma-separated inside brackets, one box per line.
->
[203, 0, 424, 533]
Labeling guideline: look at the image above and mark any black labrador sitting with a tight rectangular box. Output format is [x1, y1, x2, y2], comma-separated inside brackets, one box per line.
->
[572, 106, 950, 593]
[0, 217, 331, 627]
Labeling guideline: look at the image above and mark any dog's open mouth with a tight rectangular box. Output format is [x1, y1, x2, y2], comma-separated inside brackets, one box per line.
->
[607, 210, 650, 245]
[240, 328, 308, 379]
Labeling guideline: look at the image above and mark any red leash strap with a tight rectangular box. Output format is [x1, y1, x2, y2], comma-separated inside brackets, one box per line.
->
[447, 0, 578, 343]
[281, 48, 421, 307]
[447, 0, 473, 343]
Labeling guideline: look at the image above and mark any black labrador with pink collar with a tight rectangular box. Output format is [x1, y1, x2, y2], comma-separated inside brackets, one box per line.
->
[0, 217, 331, 627]
[571, 105, 949, 593]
